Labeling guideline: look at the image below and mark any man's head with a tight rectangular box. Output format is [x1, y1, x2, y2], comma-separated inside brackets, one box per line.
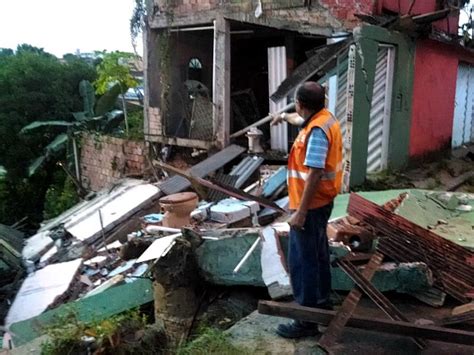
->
[295, 81, 325, 118]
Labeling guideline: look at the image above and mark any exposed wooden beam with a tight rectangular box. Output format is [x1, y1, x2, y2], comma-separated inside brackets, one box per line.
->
[213, 16, 231, 148]
[144, 134, 214, 150]
[258, 301, 474, 345]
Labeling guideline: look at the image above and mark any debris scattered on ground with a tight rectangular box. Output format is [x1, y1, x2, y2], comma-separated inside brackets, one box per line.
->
[3, 146, 474, 353]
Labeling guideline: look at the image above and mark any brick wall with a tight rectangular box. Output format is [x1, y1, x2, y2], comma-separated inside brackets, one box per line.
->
[320, 0, 375, 29]
[80, 134, 146, 192]
[146, 106, 162, 138]
[155, 0, 371, 28]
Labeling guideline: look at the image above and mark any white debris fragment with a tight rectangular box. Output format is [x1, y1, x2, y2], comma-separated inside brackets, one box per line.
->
[136, 234, 181, 263]
[6, 259, 83, 326]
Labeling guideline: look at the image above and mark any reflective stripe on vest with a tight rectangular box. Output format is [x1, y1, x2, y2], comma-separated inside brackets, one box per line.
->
[287, 108, 343, 210]
[288, 163, 342, 182]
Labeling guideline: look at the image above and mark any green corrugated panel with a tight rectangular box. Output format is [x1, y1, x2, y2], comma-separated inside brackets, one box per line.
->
[9, 278, 154, 347]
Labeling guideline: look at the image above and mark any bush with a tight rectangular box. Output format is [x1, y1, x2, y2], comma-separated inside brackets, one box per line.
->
[43, 173, 79, 220]
[41, 309, 150, 355]
[127, 109, 144, 141]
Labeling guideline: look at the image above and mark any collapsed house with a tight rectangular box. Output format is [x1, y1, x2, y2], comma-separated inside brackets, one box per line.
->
[3, 0, 474, 352]
[143, 0, 474, 187]
[3, 143, 474, 350]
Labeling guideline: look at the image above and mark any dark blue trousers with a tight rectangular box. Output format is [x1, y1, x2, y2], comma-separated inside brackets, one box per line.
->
[288, 203, 333, 307]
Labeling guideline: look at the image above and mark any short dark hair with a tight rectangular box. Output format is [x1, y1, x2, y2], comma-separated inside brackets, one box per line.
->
[295, 82, 325, 112]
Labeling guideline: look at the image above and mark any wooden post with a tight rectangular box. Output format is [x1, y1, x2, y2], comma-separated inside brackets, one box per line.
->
[143, 25, 163, 141]
[213, 16, 231, 149]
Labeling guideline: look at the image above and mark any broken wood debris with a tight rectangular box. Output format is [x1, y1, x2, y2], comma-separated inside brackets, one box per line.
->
[156, 161, 286, 213]
[258, 301, 474, 345]
[157, 144, 246, 195]
[335, 257, 427, 349]
[347, 193, 474, 303]
[438, 310, 474, 326]
[318, 252, 384, 350]
[270, 39, 352, 103]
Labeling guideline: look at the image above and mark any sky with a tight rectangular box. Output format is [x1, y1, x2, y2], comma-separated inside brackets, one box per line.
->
[0, 0, 141, 57]
[0, 1, 472, 57]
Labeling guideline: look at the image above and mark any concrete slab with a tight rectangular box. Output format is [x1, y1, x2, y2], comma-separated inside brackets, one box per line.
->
[5, 259, 82, 326]
[8, 278, 153, 347]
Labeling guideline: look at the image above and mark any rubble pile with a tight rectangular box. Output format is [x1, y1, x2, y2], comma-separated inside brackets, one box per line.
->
[2, 146, 474, 352]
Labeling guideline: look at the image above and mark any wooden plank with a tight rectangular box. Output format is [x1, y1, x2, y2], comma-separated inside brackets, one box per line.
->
[270, 39, 352, 103]
[213, 16, 231, 148]
[438, 310, 474, 326]
[156, 162, 287, 213]
[144, 134, 214, 150]
[258, 301, 474, 345]
[318, 252, 384, 349]
[336, 258, 426, 349]
[157, 144, 245, 195]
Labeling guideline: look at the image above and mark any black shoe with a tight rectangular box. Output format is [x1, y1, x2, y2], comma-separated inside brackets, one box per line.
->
[276, 320, 320, 339]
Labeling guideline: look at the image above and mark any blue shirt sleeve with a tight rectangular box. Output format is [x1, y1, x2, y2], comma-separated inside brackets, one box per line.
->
[304, 127, 328, 169]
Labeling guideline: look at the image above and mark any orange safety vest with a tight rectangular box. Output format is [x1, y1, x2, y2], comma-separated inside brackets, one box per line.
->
[288, 108, 343, 210]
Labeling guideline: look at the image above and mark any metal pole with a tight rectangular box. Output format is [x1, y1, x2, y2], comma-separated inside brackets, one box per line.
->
[233, 236, 261, 273]
[230, 102, 295, 139]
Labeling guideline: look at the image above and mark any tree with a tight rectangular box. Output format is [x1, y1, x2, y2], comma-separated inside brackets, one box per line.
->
[21, 80, 125, 179]
[94, 51, 139, 136]
[130, 0, 147, 54]
[0, 44, 96, 226]
[460, 1, 473, 48]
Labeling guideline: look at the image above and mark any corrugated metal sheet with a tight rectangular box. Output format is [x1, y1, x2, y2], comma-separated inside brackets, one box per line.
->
[452, 63, 474, 148]
[341, 44, 356, 192]
[335, 57, 349, 140]
[366, 46, 395, 173]
[230, 155, 264, 189]
[323, 51, 351, 191]
[158, 144, 245, 195]
[207, 173, 239, 201]
[268, 46, 288, 153]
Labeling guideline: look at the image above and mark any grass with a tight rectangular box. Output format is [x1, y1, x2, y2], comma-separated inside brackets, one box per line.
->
[177, 327, 250, 355]
[41, 309, 149, 355]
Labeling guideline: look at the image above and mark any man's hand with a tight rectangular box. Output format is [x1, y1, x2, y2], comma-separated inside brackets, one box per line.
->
[289, 210, 306, 230]
[270, 112, 285, 126]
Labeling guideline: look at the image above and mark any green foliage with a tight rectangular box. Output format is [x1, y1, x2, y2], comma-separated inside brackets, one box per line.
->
[94, 51, 139, 95]
[177, 328, 248, 355]
[21, 79, 125, 177]
[0, 45, 95, 177]
[0, 171, 52, 226]
[43, 173, 79, 220]
[130, 0, 147, 53]
[41, 309, 148, 355]
[125, 109, 144, 141]
[95, 83, 122, 116]
[94, 51, 140, 137]
[0, 44, 95, 225]
[0, 48, 13, 57]
[79, 79, 96, 117]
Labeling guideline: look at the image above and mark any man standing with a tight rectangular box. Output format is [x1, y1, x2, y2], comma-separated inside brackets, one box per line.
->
[271, 81, 343, 338]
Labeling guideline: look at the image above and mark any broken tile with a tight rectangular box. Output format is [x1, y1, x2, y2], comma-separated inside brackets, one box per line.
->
[136, 234, 180, 263]
[108, 259, 138, 278]
[260, 226, 292, 299]
[5, 258, 83, 326]
[210, 199, 260, 224]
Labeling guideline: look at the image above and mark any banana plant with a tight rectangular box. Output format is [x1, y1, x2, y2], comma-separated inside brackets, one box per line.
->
[20, 80, 124, 177]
